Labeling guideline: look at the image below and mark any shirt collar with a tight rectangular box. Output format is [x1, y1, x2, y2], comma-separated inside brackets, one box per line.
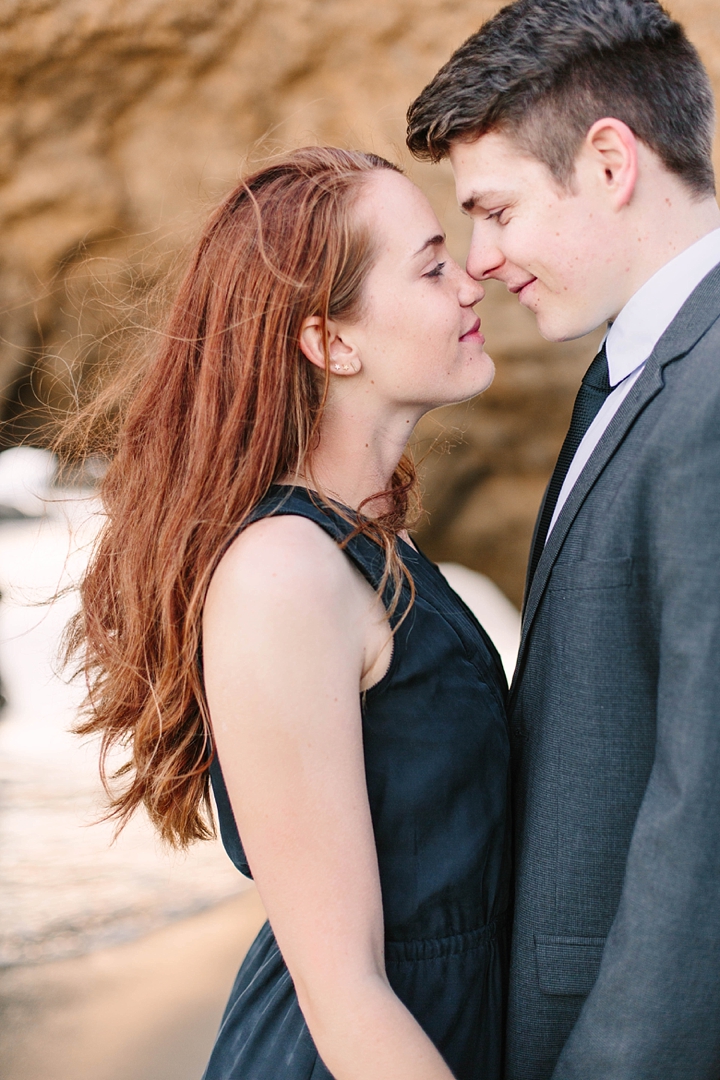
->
[605, 227, 720, 386]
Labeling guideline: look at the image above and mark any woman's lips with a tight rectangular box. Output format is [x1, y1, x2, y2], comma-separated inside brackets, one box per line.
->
[460, 317, 484, 344]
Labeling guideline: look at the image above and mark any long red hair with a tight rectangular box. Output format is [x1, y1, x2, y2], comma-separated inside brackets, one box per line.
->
[66, 147, 418, 846]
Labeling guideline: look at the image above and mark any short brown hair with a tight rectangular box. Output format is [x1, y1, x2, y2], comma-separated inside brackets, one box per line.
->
[406, 0, 715, 196]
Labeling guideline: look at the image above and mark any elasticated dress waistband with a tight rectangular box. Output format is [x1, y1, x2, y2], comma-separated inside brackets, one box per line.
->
[385, 911, 507, 964]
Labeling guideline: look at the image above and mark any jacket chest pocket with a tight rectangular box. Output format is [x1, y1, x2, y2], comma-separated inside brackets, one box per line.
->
[548, 556, 633, 592]
[534, 933, 605, 996]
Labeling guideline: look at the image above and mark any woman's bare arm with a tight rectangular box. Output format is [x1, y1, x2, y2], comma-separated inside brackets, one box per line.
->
[203, 514, 455, 1080]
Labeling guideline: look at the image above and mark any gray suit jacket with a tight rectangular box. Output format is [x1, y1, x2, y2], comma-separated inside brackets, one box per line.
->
[506, 266, 720, 1080]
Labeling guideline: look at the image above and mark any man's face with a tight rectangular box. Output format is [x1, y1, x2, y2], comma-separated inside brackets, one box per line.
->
[450, 131, 630, 342]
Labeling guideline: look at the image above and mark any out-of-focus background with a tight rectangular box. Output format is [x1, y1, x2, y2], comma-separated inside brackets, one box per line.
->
[0, 2, 718, 1078]
[2, 0, 719, 599]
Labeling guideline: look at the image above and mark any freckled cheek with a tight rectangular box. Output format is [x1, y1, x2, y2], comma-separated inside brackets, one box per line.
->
[407, 310, 447, 347]
[535, 242, 580, 292]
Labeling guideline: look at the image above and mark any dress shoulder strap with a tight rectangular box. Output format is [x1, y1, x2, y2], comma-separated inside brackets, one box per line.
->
[246, 484, 395, 603]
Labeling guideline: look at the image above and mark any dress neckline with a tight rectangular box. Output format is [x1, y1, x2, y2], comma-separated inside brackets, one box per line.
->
[267, 483, 420, 555]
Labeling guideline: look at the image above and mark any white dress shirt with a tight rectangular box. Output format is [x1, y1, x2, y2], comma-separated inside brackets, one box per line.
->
[547, 227, 720, 539]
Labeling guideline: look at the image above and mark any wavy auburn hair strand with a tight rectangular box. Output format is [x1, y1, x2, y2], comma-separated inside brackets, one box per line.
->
[65, 147, 417, 847]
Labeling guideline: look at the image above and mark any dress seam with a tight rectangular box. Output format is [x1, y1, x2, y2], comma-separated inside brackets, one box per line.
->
[385, 911, 506, 963]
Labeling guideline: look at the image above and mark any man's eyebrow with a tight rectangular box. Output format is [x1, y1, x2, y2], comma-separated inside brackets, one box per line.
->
[460, 190, 510, 214]
[412, 233, 445, 257]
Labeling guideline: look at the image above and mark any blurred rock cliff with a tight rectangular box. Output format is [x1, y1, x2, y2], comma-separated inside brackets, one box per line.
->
[1, 0, 718, 603]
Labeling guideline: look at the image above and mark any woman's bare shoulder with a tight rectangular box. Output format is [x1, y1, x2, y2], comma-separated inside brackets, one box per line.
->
[207, 513, 360, 619]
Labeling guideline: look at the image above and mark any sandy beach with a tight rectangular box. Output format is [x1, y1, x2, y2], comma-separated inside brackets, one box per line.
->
[0, 888, 266, 1080]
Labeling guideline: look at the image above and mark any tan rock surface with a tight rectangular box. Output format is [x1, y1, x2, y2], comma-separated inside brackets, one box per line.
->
[1, 0, 718, 601]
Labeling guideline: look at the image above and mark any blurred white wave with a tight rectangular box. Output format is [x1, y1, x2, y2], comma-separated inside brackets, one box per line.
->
[0, 455, 244, 967]
[0, 447, 57, 518]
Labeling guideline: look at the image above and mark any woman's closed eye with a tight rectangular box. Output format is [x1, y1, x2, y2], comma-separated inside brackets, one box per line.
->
[486, 208, 509, 224]
[423, 261, 446, 279]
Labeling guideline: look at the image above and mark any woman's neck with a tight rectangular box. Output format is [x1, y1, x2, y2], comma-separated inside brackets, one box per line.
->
[290, 398, 422, 515]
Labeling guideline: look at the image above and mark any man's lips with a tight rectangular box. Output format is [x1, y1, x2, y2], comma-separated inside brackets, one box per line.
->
[459, 317, 484, 343]
[509, 277, 537, 297]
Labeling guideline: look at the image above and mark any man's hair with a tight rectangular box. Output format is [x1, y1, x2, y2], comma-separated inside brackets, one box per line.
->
[406, 0, 715, 196]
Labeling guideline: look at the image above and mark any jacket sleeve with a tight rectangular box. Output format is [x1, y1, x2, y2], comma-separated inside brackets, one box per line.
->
[552, 370, 720, 1079]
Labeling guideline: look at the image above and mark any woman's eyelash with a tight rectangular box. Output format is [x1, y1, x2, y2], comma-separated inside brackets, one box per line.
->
[487, 209, 506, 222]
[425, 261, 446, 279]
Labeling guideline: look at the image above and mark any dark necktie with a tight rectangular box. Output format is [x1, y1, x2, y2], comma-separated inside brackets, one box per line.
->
[528, 342, 612, 586]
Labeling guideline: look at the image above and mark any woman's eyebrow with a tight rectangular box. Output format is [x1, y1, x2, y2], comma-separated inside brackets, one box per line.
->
[412, 233, 446, 257]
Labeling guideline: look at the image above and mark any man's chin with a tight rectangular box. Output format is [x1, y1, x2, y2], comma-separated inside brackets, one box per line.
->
[533, 308, 600, 344]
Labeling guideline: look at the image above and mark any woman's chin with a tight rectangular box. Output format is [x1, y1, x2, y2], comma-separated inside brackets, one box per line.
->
[456, 352, 495, 401]
[427, 384, 495, 412]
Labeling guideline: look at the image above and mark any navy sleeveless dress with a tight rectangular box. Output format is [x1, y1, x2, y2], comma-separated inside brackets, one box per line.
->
[203, 486, 511, 1080]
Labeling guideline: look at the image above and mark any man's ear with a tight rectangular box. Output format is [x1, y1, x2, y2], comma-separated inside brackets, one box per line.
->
[584, 117, 639, 210]
[299, 316, 362, 375]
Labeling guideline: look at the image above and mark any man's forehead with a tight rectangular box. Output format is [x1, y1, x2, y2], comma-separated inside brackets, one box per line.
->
[450, 138, 528, 206]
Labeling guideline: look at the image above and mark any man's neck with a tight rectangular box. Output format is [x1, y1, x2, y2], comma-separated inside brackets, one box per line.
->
[605, 208, 720, 383]
[613, 191, 720, 320]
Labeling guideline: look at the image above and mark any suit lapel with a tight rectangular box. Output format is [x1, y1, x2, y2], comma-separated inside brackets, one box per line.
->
[510, 264, 720, 701]
[517, 364, 664, 664]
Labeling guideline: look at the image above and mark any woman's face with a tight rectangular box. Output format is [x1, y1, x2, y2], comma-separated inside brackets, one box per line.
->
[344, 169, 494, 411]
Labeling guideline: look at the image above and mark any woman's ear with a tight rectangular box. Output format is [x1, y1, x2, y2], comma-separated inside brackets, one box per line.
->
[299, 316, 362, 376]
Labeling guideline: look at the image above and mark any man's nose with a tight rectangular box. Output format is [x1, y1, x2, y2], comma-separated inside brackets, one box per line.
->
[458, 270, 485, 308]
[466, 225, 506, 282]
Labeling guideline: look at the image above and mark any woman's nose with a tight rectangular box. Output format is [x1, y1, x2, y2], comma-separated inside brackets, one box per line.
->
[458, 268, 485, 308]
